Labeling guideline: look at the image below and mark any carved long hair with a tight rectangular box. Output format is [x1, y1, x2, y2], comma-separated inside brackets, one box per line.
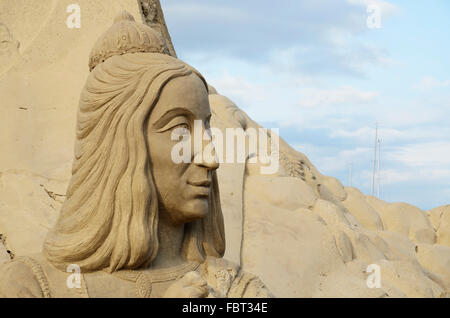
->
[43, 53, 225, 273]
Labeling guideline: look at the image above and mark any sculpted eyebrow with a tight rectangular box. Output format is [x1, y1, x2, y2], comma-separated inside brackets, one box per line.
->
[151, 107, 194, 130]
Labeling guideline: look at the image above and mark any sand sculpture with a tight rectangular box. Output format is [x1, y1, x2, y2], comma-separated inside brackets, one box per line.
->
[0, 10, 272, 298]
[0, 0, 448, 298]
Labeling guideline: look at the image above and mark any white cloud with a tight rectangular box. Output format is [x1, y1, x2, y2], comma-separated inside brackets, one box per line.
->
[381, 168, 450, 184]
[164, 0, 399, 77]
[208, 73, 266, 106]
[297, 86, 378, 108]
[294, 143, 372, 174]
[387, 141, 450, 167]
[164, 3, 247, 23]
[330, 126, 450, 143]
[414, 76, 450, 91]
[443, 188, 450, 197]
[330, 126, 390, 139]
[293, 143, 329, 159]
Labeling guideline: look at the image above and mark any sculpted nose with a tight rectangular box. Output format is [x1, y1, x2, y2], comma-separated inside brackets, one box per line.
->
[193, 130, 219, 171]
[201, 145, 219, 171]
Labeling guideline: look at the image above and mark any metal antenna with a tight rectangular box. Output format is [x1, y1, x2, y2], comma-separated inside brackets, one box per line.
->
[377, 138, 381, 199]
[371, 123, 378, 196]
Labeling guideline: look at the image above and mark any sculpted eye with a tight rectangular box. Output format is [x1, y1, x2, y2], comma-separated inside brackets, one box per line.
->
[174, 123, 189, 130]
[155, 116, 191, 134]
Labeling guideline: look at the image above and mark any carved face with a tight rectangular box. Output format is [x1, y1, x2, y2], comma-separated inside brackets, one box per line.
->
[147, 73, 219, 224]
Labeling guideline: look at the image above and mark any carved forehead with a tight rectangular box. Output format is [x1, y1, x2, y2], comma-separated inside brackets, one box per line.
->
[150, 73, 210, 122]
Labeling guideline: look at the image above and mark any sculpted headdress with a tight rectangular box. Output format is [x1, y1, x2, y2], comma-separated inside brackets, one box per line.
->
[88, 10, 171, 71]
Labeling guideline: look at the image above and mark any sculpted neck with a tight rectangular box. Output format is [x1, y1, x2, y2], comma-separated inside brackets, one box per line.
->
[150, 209, 186, 269]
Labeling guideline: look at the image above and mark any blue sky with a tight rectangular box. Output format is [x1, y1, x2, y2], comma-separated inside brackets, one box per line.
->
[161, 0, 450, 210]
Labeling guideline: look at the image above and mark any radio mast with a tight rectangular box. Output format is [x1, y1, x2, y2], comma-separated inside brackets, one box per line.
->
[377, 138, 381, 199]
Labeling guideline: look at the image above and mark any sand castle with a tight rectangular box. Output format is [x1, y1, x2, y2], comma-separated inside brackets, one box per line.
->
[0, 0, 448, 297]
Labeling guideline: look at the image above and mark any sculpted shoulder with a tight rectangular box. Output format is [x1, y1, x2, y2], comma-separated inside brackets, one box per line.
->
[0, 260, 44, 298]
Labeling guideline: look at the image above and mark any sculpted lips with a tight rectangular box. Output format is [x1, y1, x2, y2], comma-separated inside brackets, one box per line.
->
[187, 180, 211, 197]
[188, 180, 211, 187]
